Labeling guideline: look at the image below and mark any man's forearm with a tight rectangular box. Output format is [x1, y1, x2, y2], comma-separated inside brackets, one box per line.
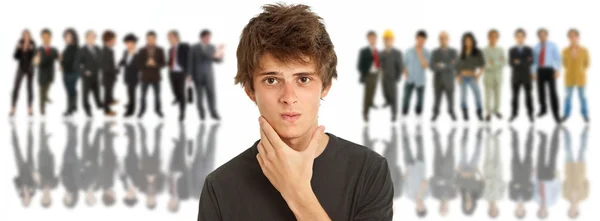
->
[284, 186, 331, 221]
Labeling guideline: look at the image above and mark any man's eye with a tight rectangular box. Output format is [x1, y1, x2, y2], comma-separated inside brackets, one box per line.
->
[299, 77, 311, 84]
[264, 78, 278, 85]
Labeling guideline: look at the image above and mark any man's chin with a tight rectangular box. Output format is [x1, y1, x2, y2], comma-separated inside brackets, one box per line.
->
[272, 124, 305, 140]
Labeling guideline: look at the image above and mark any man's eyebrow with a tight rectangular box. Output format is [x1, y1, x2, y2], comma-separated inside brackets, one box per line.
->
[258, 71, 280, 76]
[293, 72, 316, 76]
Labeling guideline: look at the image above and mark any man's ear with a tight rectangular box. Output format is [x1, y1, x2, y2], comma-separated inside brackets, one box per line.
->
[245, 85, 256, 103]
[320, 82, 332, 99]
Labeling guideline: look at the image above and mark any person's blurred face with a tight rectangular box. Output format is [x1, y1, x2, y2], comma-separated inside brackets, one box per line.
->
[168, 33, 178, 46]
[246, 53, 330, 141]
[568, 32, 579, 45]
[64, 32, 73, 45]
[367, 34, 376, 46]
[440, 200, 449, 216]
[489, 32, 499, 46]
[465, 37, 473, 49]
[23, 31, 31, 41]
[538, 31, 548, 42]
[86, 32, 96, 45]
[107, 38, 116, 48]
[201, 34, 211, 44]
[439, 32, 449, 47]
[147, 35, 157, 46]
[416, 36, 426, 47]
[383, 37, 394, 48]
[515, 32, 525, 45]
[125, 41, 136, 51]
[42, 33, 51, 45]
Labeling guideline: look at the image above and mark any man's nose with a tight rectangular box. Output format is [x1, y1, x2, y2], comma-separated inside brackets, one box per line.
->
[280, 83, 298, 105]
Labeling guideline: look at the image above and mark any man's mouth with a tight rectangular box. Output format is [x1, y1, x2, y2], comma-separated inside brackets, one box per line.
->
[281, 112, 301, 122]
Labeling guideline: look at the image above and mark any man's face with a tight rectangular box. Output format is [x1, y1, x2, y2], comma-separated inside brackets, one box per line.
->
[201, 34, 211, 44]
[246, 53, 330, 140]
[383, 37, 394, 48]
[147, 35, 156, 46]
[489, 32, 499, 45]
[367, 34, 377, 46]
[416, 36, 426, 47]
[41, 33, 51, 45]
[125, 41, 136, 51]
[568, 32, 579, 45]
[538, 31, 548, 42]
[107, 38, 116, 48]
[168, 34, 178, 46]
[439, 33, 449, 46]
[515, 32, 525, 45]
[86, 33, 96, 45]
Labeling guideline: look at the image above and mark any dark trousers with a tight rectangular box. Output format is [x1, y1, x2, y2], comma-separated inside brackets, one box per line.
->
[39, 83, 52, 114]
[170, 72, 187, 117]
[195, 80, 218, 119]
[536, 68, 560, 121]
[125, 82, 138, 115]
[511, 80, 534, 117]
[139, 82, 162, 116]
[362, 74, 378, 118]
[432, 83, 454, 116]
[103, 80, 115, 113]
[63, 73, 79, 112]
[402, 83, 425, 115]
[82, 75, 103, 114]
[11, 68, 34, 108]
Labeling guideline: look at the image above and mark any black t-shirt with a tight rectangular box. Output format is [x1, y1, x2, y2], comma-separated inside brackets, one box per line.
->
[198, 133, 394, 221]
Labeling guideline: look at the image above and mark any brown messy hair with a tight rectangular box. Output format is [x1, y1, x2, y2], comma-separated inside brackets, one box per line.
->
[234, 3, 338, 91]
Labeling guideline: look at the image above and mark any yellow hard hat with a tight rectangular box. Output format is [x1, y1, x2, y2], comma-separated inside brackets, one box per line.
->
[383, 29, 394, 39]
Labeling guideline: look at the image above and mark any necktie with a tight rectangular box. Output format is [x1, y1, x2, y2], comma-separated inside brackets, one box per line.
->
[45, 47, 50, 56]
[372, 49, 380, 68]
[170, 47, 176, 68]
[539, 43, 546, 67]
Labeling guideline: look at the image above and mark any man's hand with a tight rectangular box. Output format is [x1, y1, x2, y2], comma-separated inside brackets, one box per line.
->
[514, 59, 520, 65]
[85, 70, 92, 76]
[147, 58, 156, 67]
[554, 71, 560, 79]
[532, 74, 537, 81]
[456, 75, 462, 84]
[489, 59, 495, 65]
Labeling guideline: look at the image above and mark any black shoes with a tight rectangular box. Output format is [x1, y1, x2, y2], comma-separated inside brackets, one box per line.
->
[462, 108, 469, 121]
[495, 112, 503, 119]
[431, 114, 438, 122]
[476, 109, 484, 121]
[449, 112, 456, 121]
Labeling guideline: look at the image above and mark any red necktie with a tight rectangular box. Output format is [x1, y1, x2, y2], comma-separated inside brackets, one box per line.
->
[170, 47, 176, 69]
[45, 47, 50, 56]
[539, 43, 546, 67]
[372, 49, 380, 68]
[539, 182, 546, 205]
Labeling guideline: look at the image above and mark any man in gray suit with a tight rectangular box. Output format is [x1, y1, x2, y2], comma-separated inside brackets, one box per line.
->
[430, 31, 458, 122]
[188, 29, 224, 120]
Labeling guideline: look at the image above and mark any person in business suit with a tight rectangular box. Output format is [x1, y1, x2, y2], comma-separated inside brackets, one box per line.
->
[190, 123, 219, 200]
[10, 29, 36, 117]
[563, 126, 588, 219]
[167, 123, 190, 213]
[482, 29, 506, 122]
[508, 28, 535, 123]
[167, 30, 191, 121]
[11, 121, 37, 207]
[139, 123, 165, 210]
[430, 127, 457, 217]
[430, 31, 458, 122]
[60, 120, 80, 208]
[37, 122, 59, 208]
[533, 28, 562, 123]
[534, 127, 561, 219]
[79, 30, 104, 117]
[561, 29, 590, 123]
[34, 28, 59, 116]
[188, 29, 224, 120]
[357, 31, 380, 122]
[119, 34, 140, 117]
[382, 126, 403, 199]
[120, 123, 141, 207]
[61, 28, 81, 117]
[137, 31, 166, 118]
[100, 121, 118, 207]
[80, 120, 103, 206]
[100, 30, 119, 116]
[509, 126, 534, 219]
[379, 30, 404, 122]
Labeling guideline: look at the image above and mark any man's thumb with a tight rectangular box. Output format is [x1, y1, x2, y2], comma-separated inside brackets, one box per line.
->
[305, 126, 325, 155]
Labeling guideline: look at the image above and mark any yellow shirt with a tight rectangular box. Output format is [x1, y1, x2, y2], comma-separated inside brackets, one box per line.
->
[562, 46, 589, 86]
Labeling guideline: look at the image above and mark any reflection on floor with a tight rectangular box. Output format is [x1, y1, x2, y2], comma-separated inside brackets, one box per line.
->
[10, 121, 589, 219]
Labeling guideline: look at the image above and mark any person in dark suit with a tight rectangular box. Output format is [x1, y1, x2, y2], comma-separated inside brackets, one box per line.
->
[61, 28, 81, 116]
[167, 123, 190, 213]
[38, 122, 59, 208]
[357, 31, 380, 122]
[139, 123, 165, 209]
[100, 30, 119, 116]
[119, 34, 140, 117]
[509, 126, 534, 219]
[11, 121, 37, 207]
[35, 28, 59, 116]
[60, 120, 80, 208]
[10, 29, 36, 117]
[509, 29, 535, 123]
[79, 30, 104, 117]
[430, 31, 459, 122]
[167, 30, 190, 121]
[188, 29, 224, 120]
[137, 31, 166, 118]
[100, 121, 118, 207]
[80, 120, 103, 206]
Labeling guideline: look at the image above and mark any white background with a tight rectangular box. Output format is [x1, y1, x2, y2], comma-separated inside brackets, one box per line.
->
[0, 0, 596, 220]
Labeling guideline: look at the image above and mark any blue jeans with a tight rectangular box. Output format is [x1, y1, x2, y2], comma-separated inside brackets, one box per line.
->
[460, 76, 482, 109]
[63, 72, 79, 110]
[563, 86, 588, 118]
[564, 126, 588, 162]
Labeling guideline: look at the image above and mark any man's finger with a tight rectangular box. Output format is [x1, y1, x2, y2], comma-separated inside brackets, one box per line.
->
[259, 125, 274, 154]
[259, 116, 286, 149]
[257, 141, 268, 156]
[256, 153, 266, 171]
[304, 126, 325, 156]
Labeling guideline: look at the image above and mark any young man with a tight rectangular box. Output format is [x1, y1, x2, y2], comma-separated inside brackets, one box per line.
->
[357, 30, 380, 122]
[137, 31, 166, 118]
[402, 30, 431, 117]
[482, 29, 506, 122]
[430, 31, 458, 122]
[100, 30, 119, 116]
[508, 29, 535, 123]
[533, 28, 562, 123]
[379, 29, 404, 122]
[188, 29, 224, 121]
[167, 30, 190, 121]
[561, 29, 590, 123]
[35, 29, 59, 116]
[119, 34, 140, 117]
[79, 30, 104, 117]
[198, 4, 394, 221]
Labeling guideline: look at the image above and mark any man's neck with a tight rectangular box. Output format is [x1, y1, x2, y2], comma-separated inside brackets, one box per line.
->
[43, 43, 50, 48]
[87, 43, 94, 47]
[489, 43, 497, 48]
[280, 125, 329, 158]
[440, 44, 448, 49]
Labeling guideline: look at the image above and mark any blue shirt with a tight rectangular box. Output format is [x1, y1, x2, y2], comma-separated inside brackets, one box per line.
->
[532, 41, 561, 73]
[533, 179, 561, 207]
[404, 47, 431, 86]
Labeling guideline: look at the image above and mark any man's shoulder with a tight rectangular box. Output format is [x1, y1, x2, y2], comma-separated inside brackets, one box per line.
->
[329, 134, 386, 165]
[205, 144, 260, 184]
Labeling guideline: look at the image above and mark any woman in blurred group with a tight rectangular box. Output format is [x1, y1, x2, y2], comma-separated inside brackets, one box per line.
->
[61, 28, 80, 116]
[10, 29, 36, 117]
[455, 32, 486, 121]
